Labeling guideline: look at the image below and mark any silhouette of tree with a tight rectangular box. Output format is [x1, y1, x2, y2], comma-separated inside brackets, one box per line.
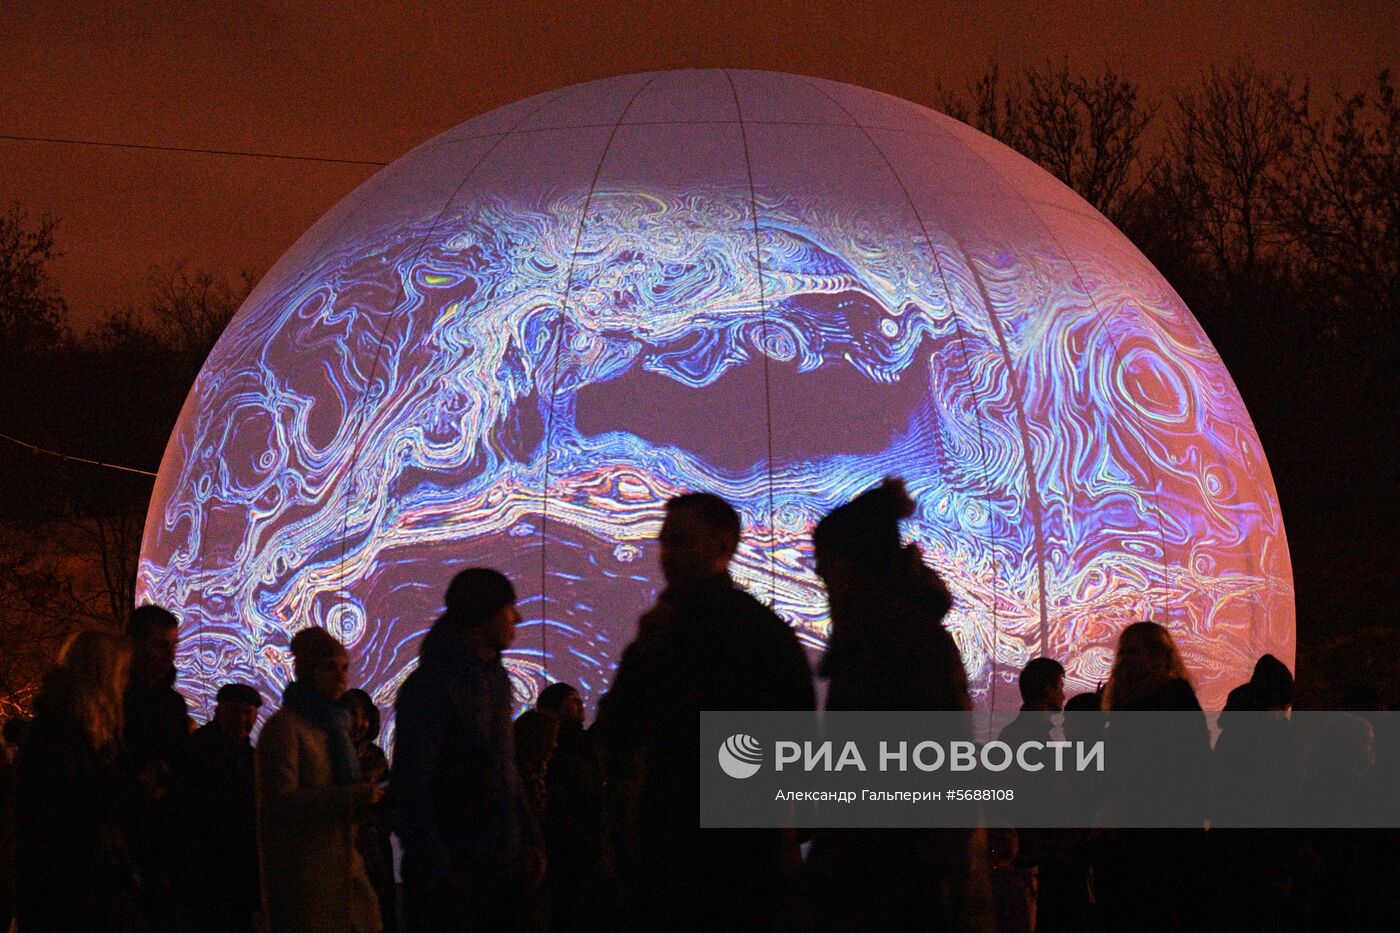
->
[0, 205, 71, 519]
[1280, 70, 1399, 335]
[937, 59, 1157, 223]
[1159, 62, 1299, 291]
[0, 203, 66, 365]
[0, 220, 249, 713]
[937, 58, 1022, 148]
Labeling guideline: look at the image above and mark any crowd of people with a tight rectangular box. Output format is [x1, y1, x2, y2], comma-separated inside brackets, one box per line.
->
[0, 478, 1394, 932]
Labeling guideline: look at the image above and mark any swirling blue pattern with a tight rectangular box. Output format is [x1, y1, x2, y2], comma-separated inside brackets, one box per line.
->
[138, 71, 1293, 740]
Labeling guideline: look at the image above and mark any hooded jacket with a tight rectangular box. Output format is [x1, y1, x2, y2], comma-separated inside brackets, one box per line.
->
[392, 620, 539, 885]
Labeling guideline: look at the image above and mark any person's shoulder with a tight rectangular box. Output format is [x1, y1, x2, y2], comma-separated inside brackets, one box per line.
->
[258, 706, 306, 745]
[1162, 678, 1203, 712]
[188, 721, 219, 747]
[23, 703, 86, 752]
[396, 659, 456, 714]
[362, 742, 390, 771]
[727, 586, 790, 630]
[165, 683, 190, 713]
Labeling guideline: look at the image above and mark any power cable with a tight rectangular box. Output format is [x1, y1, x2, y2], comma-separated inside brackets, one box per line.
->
[0, 430, 158, 477]
[0, 133, 388, 166]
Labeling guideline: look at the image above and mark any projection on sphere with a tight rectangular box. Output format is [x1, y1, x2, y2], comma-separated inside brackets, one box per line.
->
[139, 70, 1294, 734]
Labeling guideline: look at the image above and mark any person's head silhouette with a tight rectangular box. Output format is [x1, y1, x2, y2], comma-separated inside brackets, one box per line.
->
[658, 492, 740, 588]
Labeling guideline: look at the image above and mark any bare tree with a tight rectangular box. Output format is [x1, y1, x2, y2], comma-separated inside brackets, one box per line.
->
[936, 58, 1022, 147]
[0, 203, 66, 362]
[0, 520, 123, 719]
[1279, 70, 1400, 318]
[0, 247, 252, 716]
[938, 60, 1157, 223]
[145, 261, 253, 371]
[1018, 61, 1157, 221]
[1161, 62, 1299, 288]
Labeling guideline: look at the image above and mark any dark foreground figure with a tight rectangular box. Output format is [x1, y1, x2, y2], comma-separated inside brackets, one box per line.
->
[123, 605, 190, 931]
[1093, 621, 1210, 933]
[536, 682, 611, 933]
[803, 479, 991, 933]
[393, 568, 545, 933]
[169, 683, 264, 933]
[16, 630, 139, 932]
[596, 493, 816, 932]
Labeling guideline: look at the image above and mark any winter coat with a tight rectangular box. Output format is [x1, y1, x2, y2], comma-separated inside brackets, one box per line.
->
[819, 582, 970, 713]
[808, 578, 989, 933]
[1105, 677, 1210, 826]
[392, 621, 540, 887]
[544, 723, 608, 876]
[257, 704, 381, 933]
[354, 741, 398, 933]
[169, 721, 260, 923]
[15, 677, 138, 932]
[595, 572, 816, 930]
[122, 673, 189, 885]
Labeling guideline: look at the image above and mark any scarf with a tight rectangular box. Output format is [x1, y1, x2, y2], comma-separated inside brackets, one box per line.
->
[282, 680, 362, 785]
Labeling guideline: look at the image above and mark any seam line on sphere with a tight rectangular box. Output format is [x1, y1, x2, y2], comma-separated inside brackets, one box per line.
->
[944, 125, 1175, 633]
[540, 72, 664, 677]
[795, 76, 1006, 709]
[332, 88, 569, 654]
[946, 230, 1053, 664]
[722, 69, 779, 604]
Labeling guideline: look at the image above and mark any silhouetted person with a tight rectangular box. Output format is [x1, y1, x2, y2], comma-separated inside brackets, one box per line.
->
[1213, 679, 1299, 826]
[998, 657, 1066, 747]
[16, 630, 139, 932]
[170, 682, 264, 933]
[259, 627, 382, 933]
[537, 682, 611, 933]
[1061, 690, 1104, 726]
[987, 824, 1036, 933]
[1209, 679, 1300, 931]
[1095, 621, 1209, 933]
[804, 479, 989, 933]
[1061, 691, 1107, 829]
[1042, 692, 1105, 932]
[812, 479, 968, 713]
[1300, 688, 1400, 930]
[393, 568, 544, 933]
[1251, 653, 1294, 711]
[997, 658, 1076, 932]
[342, 688, 398, 933]
[595, 492, 815, 932]
[124, 604, 190, 928]
[515, 709, 559, 822]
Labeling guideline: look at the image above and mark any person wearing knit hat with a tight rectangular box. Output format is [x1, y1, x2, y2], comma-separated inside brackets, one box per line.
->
[813, 478, 953, 622]
[442, 566, 519, 639]
[812, 476, 915, 570]
[393, 568, 544, 932]
[806, 478, 978, 933]
[257, 627, 383, 933]
[169, 681, 264, 931]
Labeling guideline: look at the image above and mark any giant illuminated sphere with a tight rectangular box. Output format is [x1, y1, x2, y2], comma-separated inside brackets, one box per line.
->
[139, 70, 1293, 731]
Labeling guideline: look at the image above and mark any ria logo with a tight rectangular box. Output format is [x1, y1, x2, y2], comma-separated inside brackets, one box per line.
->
[718, 733, 763, 779]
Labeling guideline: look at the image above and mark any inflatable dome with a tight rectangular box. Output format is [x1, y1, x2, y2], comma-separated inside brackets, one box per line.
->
[139, 70, 1294, 728]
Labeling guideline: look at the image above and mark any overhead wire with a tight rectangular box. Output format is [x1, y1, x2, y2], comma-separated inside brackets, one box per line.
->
[0, 133, 389, 480]
[0, 430, 158, 477]
[0, 133, 388, 166]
